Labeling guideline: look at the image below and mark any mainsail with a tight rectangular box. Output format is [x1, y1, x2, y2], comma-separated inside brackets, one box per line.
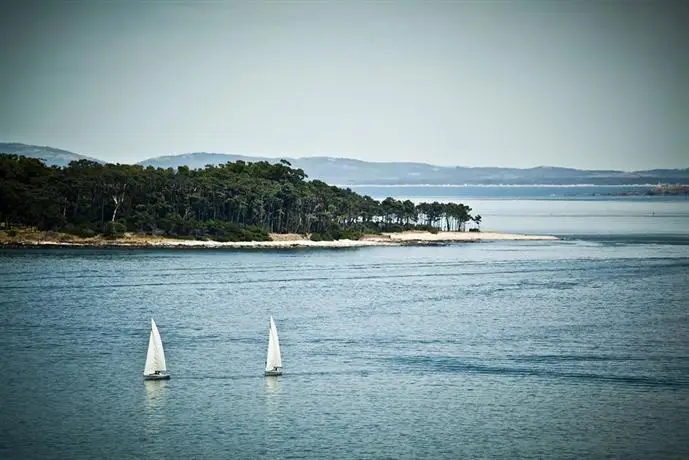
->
[265, 316, 282, 372]
[144, 318, 167, 375]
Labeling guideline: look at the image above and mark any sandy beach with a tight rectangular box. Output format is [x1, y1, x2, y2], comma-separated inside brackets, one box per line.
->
[0, 230, 558, 249]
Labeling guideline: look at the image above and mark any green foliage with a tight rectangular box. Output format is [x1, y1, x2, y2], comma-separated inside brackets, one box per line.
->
[310, 231, 336, 241]
[0, 153, 480, 242]
[339, 229, 363, 241]
[103, 221, 126, 237]
[206, 222, 270, 242]
[40, 230, 73, 242]
[62, 223, 97, 238]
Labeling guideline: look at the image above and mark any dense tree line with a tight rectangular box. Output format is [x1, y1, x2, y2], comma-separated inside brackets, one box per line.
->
[0, 154, 480, 241]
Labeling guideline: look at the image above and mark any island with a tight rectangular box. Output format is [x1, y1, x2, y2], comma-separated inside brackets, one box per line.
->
[0, 154, 556, 248]
[610, 183, 689, 197]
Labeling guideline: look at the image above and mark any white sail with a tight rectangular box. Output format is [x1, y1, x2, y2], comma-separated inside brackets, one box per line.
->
[144, 318, 167, 375]
[265, 316, 282, 372]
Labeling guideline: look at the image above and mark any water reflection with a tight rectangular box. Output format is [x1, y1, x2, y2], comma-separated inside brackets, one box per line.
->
[144, 379, 167, 411]
[265, 376, 280, 395]
[265, 376, 281, 422]
[143, 380, 168, 440]
[262, 376, 283, 457]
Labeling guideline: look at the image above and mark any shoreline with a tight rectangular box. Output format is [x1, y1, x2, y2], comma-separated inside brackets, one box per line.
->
[0, 230, 558, 249]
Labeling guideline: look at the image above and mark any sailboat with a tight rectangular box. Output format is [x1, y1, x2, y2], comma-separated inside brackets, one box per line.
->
[264, 316, 283, 376]
[144, 318, 170, 380]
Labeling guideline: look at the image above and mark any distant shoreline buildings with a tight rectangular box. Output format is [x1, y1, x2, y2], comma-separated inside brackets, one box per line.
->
[652, 183, 689, 195]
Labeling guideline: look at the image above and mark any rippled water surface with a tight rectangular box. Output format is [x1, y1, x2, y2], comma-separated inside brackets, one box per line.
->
[1, 200, 689, 459]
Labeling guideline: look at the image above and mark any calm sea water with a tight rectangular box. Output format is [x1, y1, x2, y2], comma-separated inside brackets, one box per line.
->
[1, 193, 689, 459]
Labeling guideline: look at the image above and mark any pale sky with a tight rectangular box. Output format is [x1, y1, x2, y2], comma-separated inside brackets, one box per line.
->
[1, 0, 687, 170]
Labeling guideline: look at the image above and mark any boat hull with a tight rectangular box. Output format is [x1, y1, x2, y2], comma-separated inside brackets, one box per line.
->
[144, 373, 170, 380]
[264, 370, 282, 376]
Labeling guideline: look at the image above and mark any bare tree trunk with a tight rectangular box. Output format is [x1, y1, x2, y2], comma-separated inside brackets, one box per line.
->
[112, 195, 121, 222]
[111, 184, 127, 222]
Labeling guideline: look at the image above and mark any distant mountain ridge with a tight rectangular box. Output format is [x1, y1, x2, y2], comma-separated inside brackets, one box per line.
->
[0, 142, 102, 167]
[2, 142, 688, 186]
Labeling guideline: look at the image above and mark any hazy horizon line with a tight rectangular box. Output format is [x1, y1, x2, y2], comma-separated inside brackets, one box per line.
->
[1, 140, 687, 172]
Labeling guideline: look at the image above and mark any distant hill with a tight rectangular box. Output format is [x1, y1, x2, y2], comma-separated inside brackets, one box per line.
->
[139, 152, 689, 186]
[2, 142, 688, 185]
[138, 152, 275, 169]
[0, 142, 103, 167]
